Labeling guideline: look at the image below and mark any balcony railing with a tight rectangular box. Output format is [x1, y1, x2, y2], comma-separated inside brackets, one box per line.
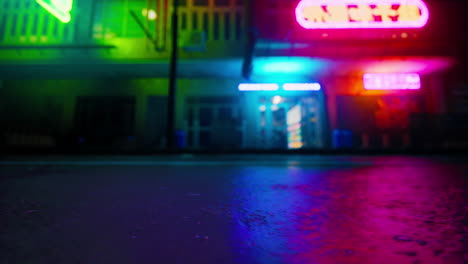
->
[0, 0, 76, 44]
[0, 0, 245, 59]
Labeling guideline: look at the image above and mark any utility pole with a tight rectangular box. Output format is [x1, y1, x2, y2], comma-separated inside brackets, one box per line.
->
[242, 0, 255, 80]
[167, 0, 178, 150]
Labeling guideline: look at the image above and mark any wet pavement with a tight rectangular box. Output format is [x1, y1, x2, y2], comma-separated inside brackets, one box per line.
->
[0, 155, 467, 264]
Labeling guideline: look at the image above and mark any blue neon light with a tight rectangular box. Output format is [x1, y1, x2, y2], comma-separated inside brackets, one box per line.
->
[238, 83, 279, 91]
[283, 83, 321, 91]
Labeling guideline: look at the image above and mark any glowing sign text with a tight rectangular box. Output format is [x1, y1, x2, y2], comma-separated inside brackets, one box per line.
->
[363, 73, 421, 90]
[296, 0, 429, 29]
[36, 0, 73, 23]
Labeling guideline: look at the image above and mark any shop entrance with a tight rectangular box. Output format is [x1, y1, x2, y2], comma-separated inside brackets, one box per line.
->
[254, 95, 324, 150]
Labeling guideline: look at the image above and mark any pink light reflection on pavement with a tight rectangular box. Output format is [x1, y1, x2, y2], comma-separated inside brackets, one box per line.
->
[230, 158, 467, 264]
[285, 160, 466, 264]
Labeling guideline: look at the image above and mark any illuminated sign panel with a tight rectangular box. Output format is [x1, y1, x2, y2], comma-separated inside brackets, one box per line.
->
[363, 73, 421, 90]
[238, 83, 321, 92]
[287, 105, 303, 149]
[238, 83, 279, 91]
[36, 0, 73, 23]
[283, 83, 321, 91]
[296, 0, 429, 29]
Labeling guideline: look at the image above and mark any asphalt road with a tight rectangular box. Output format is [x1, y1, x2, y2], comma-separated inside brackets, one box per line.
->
[1, 155, 467, 264]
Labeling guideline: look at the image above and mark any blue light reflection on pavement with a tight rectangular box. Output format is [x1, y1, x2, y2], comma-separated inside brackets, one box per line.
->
[229, 166, 339, 264]
[0, 156, 466, 264]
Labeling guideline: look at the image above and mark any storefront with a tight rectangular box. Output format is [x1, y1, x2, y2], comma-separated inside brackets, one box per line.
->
[230, 0, 459, 150]
[1, 0, 466, 152]
[238, 83, 326, 150]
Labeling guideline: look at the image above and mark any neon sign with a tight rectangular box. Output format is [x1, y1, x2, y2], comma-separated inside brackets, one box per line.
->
[363, 73, 421, 90]
[36, 0, 73, 23]
[296, 0, 429, 29]
[238, 83, 321, 92]
[283, 83, 321, 91]
[238, 83, 279, 91]
[287, 105, 303, 149]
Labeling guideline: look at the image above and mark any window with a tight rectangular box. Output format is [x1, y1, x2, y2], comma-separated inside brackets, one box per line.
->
[181, 13, 187, 30]
[42, 16, 49, 35]
[193, 0, 209, 6]
[53, 20, 59, 37]
[199, 131, 211, 147]
[21, 15, 28, 36]
[235, 12, 242, 40]
[224, 12, 230, 40]
[213, 13, 219, 40]
[203, 12, 209, 38]
[176, 0, 187, 6]
[219, 107, 233, 119]
[0, 15, 7, 41]
[31, 14, 38, 35]
[215, 0, 230, 7]
[75, 96, 136, 145]
[11, 14, 18, 36]
[199, 107, 213, 126]
[192, 13, 198, 29]
[188, 108, 194, 127]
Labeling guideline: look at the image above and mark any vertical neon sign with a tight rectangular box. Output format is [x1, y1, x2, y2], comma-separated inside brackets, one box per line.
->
[287, 105, 303, 149]
[36, 0, 73, 23]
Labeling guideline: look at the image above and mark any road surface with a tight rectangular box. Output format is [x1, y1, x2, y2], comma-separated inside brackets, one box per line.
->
[1, 155, 467, 263]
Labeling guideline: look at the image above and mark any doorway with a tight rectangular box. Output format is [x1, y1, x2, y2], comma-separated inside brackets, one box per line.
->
[254, 94, 324, 150]
[184, 96, 244, 149]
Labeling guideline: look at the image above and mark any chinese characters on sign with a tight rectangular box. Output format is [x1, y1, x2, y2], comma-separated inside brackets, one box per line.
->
[296, 0, 429, 29]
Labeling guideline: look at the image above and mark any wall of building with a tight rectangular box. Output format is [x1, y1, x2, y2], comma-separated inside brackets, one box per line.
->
[0, 0, 246, 65]
[0, 78, 168, 150]
[0, 77, 248, 151]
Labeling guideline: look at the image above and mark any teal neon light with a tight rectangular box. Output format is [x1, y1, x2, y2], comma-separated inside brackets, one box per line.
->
[253, 57, 328, 77]
[36, 0, 73, 23]
[238, 83, 321, 92]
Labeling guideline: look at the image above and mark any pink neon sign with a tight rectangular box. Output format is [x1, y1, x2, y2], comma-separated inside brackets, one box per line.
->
[363, 73, 421, 90]
[296, 0, 429, 29]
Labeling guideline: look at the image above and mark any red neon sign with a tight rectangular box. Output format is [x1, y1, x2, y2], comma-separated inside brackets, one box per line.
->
[296, 0, 429, 29]
[363, 73, 421, 90]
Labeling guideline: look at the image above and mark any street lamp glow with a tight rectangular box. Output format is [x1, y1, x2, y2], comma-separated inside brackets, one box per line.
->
[147, 10, 157, 20]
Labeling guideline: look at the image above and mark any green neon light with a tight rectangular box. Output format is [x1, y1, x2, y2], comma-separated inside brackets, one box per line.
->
[36, 0, 73, 23]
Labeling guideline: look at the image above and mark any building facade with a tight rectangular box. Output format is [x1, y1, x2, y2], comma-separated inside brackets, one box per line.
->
[0, 0, 467, 152]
